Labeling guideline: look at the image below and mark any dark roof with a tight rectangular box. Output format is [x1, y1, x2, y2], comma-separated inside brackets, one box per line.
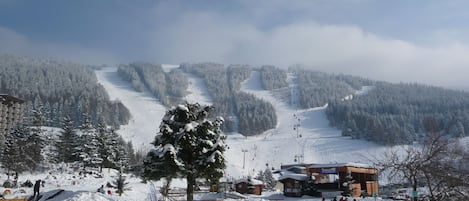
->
[0, 94, 25, 105]
[309, 162, 374, 169]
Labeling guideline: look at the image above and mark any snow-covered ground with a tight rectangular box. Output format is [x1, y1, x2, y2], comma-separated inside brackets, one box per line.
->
[224, 71, 386, 178]
[96, 67, 385, 179]
[1, 67, 394, 200]
[95, 67, 166, 151]
[0, 160, 150, 201]
[181, 71, 213, 106]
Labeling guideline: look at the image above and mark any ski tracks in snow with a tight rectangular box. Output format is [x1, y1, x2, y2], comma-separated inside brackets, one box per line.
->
[95, 67, 166, 151]
[233, 71, 384, 174]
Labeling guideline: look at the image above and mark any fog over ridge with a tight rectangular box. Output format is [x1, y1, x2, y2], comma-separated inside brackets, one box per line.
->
[1, 1, 469, 90]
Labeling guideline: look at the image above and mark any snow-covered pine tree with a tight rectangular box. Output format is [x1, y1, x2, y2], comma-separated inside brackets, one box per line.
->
[256, 167, 276, 190]
[1, 124, 32, 178]
[26, 108, 46, 170]
[55, 115, 79, 163]
[113, 168, 130, 196]
[77, 113, 103, 170]
[143, 103, 226, 201]
[97, 122, 128, 172]
[124, 140, 140, 172]
[115, 136, 130, 170]
[96, 120, 113, 172]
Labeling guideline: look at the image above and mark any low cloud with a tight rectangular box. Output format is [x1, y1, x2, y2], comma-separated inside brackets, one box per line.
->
[2, 1, 469, 90]
[0, 26, 118, 65]
[146, 10, 469, 89]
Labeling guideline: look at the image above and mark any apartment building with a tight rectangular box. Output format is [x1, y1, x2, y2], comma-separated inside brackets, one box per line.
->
[0, 94, 25, 137]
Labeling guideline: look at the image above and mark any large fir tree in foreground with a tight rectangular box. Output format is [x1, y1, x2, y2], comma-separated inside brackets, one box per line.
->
[143, 102, 226, 201]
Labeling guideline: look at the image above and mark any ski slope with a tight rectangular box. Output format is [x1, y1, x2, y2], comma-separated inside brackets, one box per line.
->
[224, 71, 385, 178]
[6, 66, 391, 201]
[95, 67, 166, 151]
[95, 66, 387, 180]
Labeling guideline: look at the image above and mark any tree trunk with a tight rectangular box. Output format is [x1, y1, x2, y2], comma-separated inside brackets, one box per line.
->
[186, 174, 195, 201]
[412, 177, 418, 201]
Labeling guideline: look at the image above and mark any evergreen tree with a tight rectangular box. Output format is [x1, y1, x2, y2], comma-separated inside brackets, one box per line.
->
[26, 108, 46, 170]
[1, 124, 32, 177]
[113, 169, 130, 196]
[96, 120, 114, 172]
[55, 115, 79, 163]
[143, 103, 226, 201]
[125, 141, 138, 171]
[254, 167, 277, 191]
[115, 137, 130, 171]
[341, 173, 355, 197]
[263, 167, 276, 190]
[24, 128, 44, 171]
[77, 113, 102, 170]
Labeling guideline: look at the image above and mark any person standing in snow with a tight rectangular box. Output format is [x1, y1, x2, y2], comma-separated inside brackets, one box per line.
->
[33, 179, 41, 197]
[97, 185, 105, 194]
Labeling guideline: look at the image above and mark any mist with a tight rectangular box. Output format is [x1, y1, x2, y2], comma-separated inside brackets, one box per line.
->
[1, 1, 469, 89]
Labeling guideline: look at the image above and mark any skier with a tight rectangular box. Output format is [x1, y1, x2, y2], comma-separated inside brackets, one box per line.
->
[33, 179, 41, 197]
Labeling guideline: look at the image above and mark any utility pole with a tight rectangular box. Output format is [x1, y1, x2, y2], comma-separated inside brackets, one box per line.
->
[242, 149, 248, 169]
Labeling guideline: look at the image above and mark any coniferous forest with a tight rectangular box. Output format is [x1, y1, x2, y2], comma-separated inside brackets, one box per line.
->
[116, 61, 469, 145]
[117, 62, 188, 107]
[179, 63, 276, 136]
[326, 82, 469, 145]
[5, 53, 467, 146]
[0, 55, 130, 128]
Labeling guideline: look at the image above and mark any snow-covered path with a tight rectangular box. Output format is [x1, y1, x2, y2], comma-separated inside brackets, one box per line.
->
[95, 67, 166, 150]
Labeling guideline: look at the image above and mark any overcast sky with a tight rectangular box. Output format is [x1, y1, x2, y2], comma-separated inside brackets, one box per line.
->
[2, 0, 469, 89]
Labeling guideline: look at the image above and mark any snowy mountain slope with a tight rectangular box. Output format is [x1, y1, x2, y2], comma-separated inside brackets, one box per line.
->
[95, 67, 166, 150]
[95, 66, 387, 180]
[224, 71, 387, 178]
[9, 67, 451, 201]
[181, 71, 213, 106]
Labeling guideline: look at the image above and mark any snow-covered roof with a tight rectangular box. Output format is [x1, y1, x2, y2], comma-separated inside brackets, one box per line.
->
[235, 178, 264, 185]
[309, 162, 374, 169]
[278, 173, 309, 181]
[287, 166, 306, 170]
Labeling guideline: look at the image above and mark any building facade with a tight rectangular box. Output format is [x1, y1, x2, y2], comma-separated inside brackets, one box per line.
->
[234, 178, 264, 195]
[308, 163, 379, 198]
[0, 94, 25, 137]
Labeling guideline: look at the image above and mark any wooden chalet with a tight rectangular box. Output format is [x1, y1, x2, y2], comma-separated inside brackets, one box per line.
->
[308, 163, 379, 198]
[275, 164, 312, 197]
[278, 173, 309, 197]
[234, 178, 264, 195]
